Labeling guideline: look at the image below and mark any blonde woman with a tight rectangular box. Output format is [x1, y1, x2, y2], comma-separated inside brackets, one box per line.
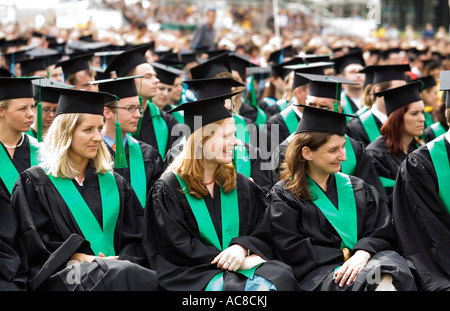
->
[10, 88, 158, 291]
[144, 91, 298, 291]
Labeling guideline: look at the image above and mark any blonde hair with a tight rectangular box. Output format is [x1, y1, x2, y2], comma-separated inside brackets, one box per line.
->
[167, 119, 236, 199]
[39, 113, 113, 179]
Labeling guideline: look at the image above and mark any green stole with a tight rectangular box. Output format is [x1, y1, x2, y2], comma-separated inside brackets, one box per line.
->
[232, 114, 252, 178]
[359, 110, 380, 143]
[276, 99, 288, 112]
[307, 173, 358, 249]
[126, 135, 147, 208]
[427, 134, 450, 213]
[424, 112, 434, 128]
[0, 135, 40, 195]
[148, 101, 168, 158]
[340, 135, 357, 176]
[341, 93, 355, 122]
[280, 106, 299, 135]
[47, 171, 120, 256]
[430, 122, 446, 138]
[169, 104, 184, 124]
[173, 173, 260, 291]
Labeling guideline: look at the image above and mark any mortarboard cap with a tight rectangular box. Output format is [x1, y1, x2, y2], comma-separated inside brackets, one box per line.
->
[151, 62, 185, 85]
[17, 56, 48, 76]
[190, 53, 231, 79]
[0, 68, 13, 77]
[55, 52, 93, 77]
[358, 66, 374, 88]
[302, 54, 332, 64]
[268, 45, 293, 64]
[95, 50, 124, 69]
[333, 50, 365, 74]
[414, 75, 436, 91]
[248, 66, 272, 81]
[0, 76, 43, 100]
[56, 88, 116, 116]
[296, 73, 358, 100]
[438, 70, 450, 108]
[229, 53, 258, 78]
[183, 78, 244, 100]
[32, 78, 74, 103]
[381, 47, 402, 60]
[371, 64, 410, 85]
[375, 81, 422, 116]
[89, 76, 141, 99]
[104, 42, 153, 77]
[272, 57, 304, 79]
[3, 49, 30, 68]
[296, 104, 357, 136]
[286, 62, 334, 90]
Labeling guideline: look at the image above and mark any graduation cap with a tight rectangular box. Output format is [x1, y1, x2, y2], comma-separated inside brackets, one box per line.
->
[333, 50, 365, 74]
[92, 67, 112, 80]
[189, 52, 231, 79]
[3, 49, 30, 74]
[56, 88, 116, 117]
[167, 91, 238, 134]
[151, 62, 185, 85]
[89, 76, 141, 99]
[0, 68, 13, 77]
[381, 47, 402, 60]
[375, 81, 422, 116]
[55, 52, 93, 78]
[371, 64, 410, 85]
[203, 49, 229, 59]
[296, 73, 358, 100]
[268, 45, 293, 64]
[229, 53, 258, 79]
[295, 104, 357, 136]
[17, 56, 48, 76]
[271, 57, 304, 79]
[32, 78, 74, 103]
[438, 70, 450, 108]
[414, 75, 436, 91]
[94, 50, 123, 70]
[104, 42, 153, 77]
[302, 54, 332, 64]
[286, 62, 334, 90]
[0, 76, 43, 100]
[248, 66, 272, 81]
[183, 78, 244, 100]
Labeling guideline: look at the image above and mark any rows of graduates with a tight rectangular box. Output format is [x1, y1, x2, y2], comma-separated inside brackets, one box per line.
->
[0, 38, 448, 291]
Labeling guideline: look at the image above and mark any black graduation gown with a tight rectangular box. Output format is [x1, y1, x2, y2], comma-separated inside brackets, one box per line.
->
[424, 122, 449, 142]
[269, 134, 388, 202]
[0, 135, 36, 198]
[346, 113, 383, 147]
[393, 141, 450, 291]
[106, 138, 164, 201]
[366, 136, 419, 207]
[143, 171, 298, 291]
[163, 140, 275, 194]
[10, 164, 157, 291]
[132, 105, 182, 159]
[269, 174, 416, 291]
[262, 109, 300, 153]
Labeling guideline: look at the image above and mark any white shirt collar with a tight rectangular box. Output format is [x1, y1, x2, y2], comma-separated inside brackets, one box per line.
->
[371, 104, 388, 124]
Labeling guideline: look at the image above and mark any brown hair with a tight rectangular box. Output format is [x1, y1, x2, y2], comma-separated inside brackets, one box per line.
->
[65, 68, 96, 85]
[279, 132, 334, 200]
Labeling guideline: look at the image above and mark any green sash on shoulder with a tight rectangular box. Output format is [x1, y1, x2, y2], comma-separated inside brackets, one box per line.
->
[0, 135, 40, 194]
[280, 106, 299, 135]
[340, 135, 357, 176]
[173, 172, 260, 290]
[233, 114, 250, 145]
[233, 141, 251, 178]
[48, 171, 120, 256]
[148, 101, 169, 158]
[341, 93, 355, 122]
[359, 110, 380, 143]
[127, 135, 147, 208]
[307, 173, 358, 249]
[427, 134, 450, 214]
[430, 122, 446, 138]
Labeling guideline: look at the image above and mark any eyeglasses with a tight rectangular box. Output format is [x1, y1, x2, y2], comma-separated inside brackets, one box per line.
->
[42, 107, 58, 114]
[115, 106, 143, 113]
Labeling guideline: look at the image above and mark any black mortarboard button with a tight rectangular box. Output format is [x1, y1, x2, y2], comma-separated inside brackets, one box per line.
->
[190, 53, 231, 79]
[0, 76, 43, 100]
[268, 45, 293, 64]
[17, 56, 48, 76]
[375, 81, 422, 116]
[167, 91, 238, 134]
[296, 104, 357, 136]
[56, 88, 116, 116]
[89, 76, 142, 99]
[151, 62, 185, 85]
[55, 52, 93, 77]
[229, 53, 258, 79]
[32, 78, 74, 103]
[286, 62, 334, 90]
[371, 64, 411, 85]
[183, 78, 244, 100]
[414, 75, 436, 91]
[438, 70, 450, 108]
[104, 42, 153, 77]
[302, 54, 332, 64]
[333, 50, 365, 74]
[296, 73, 358, 100]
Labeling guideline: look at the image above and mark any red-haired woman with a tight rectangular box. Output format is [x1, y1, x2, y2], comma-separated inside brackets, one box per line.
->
[366, 82, 425, 207]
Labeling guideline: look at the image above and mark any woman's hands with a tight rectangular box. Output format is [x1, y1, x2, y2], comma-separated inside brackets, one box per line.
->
[70, 252, 119, 263]
[211, 245, 266, 272]
[333, 250, 371, 287]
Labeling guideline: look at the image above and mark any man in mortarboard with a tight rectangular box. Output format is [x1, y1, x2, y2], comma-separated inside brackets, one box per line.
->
[379, 47, 403, 65]
[414, 75, 439, 129]
[392, 70, 450, 290]
[334, 50, 366, 116]
[104, 43, 181, 160]
[17, 56, 49, 78]
[90, 76, 164, 208]
[346, 64, 410, 147]
[151, 62, 185, 112]
[55, 53, 96, 91]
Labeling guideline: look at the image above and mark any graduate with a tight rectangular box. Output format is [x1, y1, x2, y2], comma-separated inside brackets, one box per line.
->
[143, 90, 299, 291]
[55, 53, 96, 91]
[90, 76, 164, 208]
[269, 105, 416, 291]
[151, 62, 185, 111]
[105, 43, 181, 161]
[346, 64, 410, 147]
[0, 77, 42, 198]
[392, 71, 450, 291]
[10, 88, 158, 291]
[365, 81, 425, 208]
[424, 95, 448, 142]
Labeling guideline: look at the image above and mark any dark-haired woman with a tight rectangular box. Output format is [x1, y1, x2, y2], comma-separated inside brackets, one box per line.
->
[366, 82, 425, 207]
[269, 105, 416, 291]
